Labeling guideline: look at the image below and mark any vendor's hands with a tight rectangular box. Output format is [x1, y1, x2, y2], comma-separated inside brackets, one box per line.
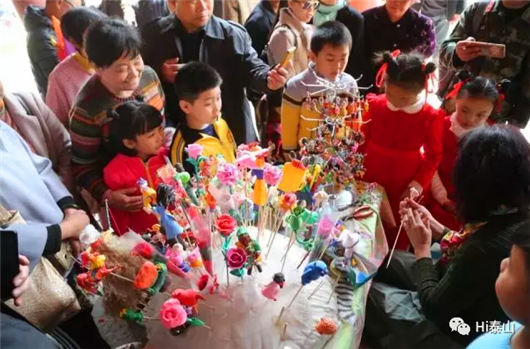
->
[455, 37, 483, 62]
[60, 209, 89, 240]
[161, 57, 184, 83]
[12, 255, 31, 306]
[267, 65, 288, 91]
[108, 188, 143, 212]
[402, 208, 432, 259]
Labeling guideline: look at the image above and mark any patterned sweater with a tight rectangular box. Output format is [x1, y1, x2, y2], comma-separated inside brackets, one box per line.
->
[70, 66, 165, 202]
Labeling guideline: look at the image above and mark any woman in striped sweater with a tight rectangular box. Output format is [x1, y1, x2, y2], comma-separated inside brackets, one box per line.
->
[70, 18, 165, 218]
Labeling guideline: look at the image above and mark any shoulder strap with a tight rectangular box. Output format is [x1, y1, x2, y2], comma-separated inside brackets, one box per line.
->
[472, 1, 494, 36]
[280, 24, 298, 48]
[12, 93, 32, 116]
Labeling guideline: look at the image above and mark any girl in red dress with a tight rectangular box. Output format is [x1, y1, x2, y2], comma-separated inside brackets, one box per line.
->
[427, 72, 505, 231]
[104, 100, 168, 235]
[361, 51, 444, 251]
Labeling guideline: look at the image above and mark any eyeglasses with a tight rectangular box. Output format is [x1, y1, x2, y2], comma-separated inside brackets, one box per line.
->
[300, 1, 320, 10]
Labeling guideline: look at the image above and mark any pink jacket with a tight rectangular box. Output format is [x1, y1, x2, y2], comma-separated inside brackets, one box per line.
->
[4, 92, 73, 191]
[46, 53, 93, 127]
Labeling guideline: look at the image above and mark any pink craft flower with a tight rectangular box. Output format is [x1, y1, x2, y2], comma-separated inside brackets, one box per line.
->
[226, 247, 247, 269]
[263, 165, 283, 186]
[217, 163, 238, 186]
[185, 144, 203, 160]
[160, 298, 187, 329]
[317, 215, 335, 238]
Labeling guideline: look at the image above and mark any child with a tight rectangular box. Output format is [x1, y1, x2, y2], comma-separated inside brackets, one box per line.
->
[281, 21, 358, 153]
[170, 62, 237, 173]
[104, 100, 167, 235]
[428, 71, 504, 231]
[361, 51, 444, 251]
[467, 219, 530, 349]
[46, 7, 107, 127]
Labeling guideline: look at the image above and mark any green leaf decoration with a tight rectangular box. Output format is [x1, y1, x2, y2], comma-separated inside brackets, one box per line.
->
[222, 236, 232, 253]
[230, 268, 245, 277]
[187, 317, 206, 327]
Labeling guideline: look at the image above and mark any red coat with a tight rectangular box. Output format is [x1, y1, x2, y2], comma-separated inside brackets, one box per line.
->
[103, 149, 168, 235]
[361, 94, 444, 250]
[426, 116, 462, 231]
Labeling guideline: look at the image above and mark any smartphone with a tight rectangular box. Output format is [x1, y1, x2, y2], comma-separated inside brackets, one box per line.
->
[1, 230, 19, 301]
[280, 47, 296, 69]
[469, 41, 506, 59]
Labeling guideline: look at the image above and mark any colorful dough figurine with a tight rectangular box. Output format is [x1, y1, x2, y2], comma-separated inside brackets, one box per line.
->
[261, 272, 285, 301]
[138, 178, 157, 214]
[235, 227, 262, 275]
[153, 184, 183, 242]
[134, 261, 168, 295]
[301, 261, 328, 286]
[172, 289, 206, 312]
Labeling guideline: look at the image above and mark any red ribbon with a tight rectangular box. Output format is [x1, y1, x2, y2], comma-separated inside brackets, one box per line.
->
[446, 80, 468, 100]
[375, 50, 401, 88]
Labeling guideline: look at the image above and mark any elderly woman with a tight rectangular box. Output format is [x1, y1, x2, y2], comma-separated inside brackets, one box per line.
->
[70, 18, 165, 218]
[364, 126, 530, 348]
[361, 0, 435, 91]
[0, 81, 72, 190]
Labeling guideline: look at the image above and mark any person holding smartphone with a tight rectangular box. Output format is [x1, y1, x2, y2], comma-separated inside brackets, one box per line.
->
[440, 0, 530, 128]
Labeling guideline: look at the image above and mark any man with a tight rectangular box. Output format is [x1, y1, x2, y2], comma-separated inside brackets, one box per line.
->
[24, 0, 81, 96]
[440, 0, 530, 128]
[245, 0, 279, 56]
[420, 0, 466, 56]
[141, 0, 287, 144]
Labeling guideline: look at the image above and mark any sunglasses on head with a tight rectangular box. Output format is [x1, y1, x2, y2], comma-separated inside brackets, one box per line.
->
[300, 1, 320, 10]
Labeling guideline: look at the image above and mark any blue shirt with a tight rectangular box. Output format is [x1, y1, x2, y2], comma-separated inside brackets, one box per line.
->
[467, 322, 522, 349]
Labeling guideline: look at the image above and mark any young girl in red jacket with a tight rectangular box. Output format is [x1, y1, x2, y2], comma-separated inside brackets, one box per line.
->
[104, 100, 167, 235]
[427, 71, 506, 231]
[361, 51, 444, 251]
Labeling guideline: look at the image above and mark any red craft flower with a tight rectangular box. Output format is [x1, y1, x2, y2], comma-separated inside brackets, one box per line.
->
[278, 193, 297, 212]
[215, 214, 237, 237]
[226, 247, 247, 269]
[160, 298, 187, 329]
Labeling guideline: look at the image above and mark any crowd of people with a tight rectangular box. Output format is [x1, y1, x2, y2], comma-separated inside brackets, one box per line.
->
[1, 0, 529, 349]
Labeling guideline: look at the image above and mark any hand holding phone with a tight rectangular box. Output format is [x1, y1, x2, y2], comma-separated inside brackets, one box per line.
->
[467, 41, 506, 59]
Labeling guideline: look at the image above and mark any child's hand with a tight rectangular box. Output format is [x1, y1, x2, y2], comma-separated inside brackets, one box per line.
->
[267, 65, 288, 91]
[108, 188, 143, 212]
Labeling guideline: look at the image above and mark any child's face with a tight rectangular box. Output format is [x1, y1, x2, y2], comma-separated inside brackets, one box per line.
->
[181, 87, 222, 127]
[495, 245, 530, 325]
[310, 44, 350, 82]
[385, 82, 420, 109]
[455, 97, 494, 130]
[123, 125, 164, 159]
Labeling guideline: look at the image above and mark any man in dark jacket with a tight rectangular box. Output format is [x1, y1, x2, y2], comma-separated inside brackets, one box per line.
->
[141, 0, 287, 144]
[24, 0, 81, 96]
[244, 0, 279, 56]
[420, 0, 466, 55]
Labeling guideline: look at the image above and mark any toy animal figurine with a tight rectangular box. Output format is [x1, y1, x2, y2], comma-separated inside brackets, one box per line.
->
[80, 250, 106, 270]
[77, 264, 119, 294]
[338, 229, 361, 259]
[138, 178, 157, 214]
[302, 261, 328, 286]
[134, 261, 169, 295]
[261, 272, 285, 301]
[120, 308, 145, 323]
[235, 227, 262, 275]
[153, 184, 183, 241]
[172, 289, 206, 311]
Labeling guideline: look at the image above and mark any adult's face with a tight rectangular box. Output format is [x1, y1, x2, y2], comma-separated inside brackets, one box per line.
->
[97, 54, 144, 96]
[385, 0, 414, 22]
[55, 0, 82, 19]
[288, 0, 319, 23]
[173, 0, 214, 32]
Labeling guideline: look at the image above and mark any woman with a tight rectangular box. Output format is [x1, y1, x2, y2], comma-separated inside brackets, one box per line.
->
[267, 0, 317, 79]
[46, 7, 107, 127]
[364, 126, 530, 348]
[70, 18, 165, 219]
[0, 81, 72, 191]
[362, 0, 435, 92]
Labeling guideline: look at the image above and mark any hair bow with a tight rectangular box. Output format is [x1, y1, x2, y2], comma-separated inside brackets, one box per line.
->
[375, 49, 401, 88]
